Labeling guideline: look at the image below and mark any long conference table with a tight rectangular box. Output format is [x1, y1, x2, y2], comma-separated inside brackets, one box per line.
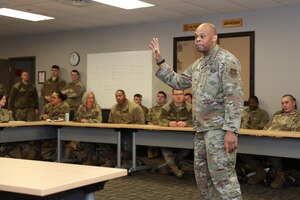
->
[1, 121, 300, 172]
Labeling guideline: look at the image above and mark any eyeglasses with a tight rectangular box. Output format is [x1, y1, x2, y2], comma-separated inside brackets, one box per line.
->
[173, 93, 184, 96]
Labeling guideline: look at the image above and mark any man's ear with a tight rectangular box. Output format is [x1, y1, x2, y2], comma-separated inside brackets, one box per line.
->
[213, 35, 218, 43]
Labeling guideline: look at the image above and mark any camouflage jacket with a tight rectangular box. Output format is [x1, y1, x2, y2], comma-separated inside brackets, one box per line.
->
[156, 45, 244, 133]
[108, 99, 144, 124]
[61, 80, 85, 110]
[146, 104, 165, 125]
[40, 101, 70, 120]
[159, 101, 193, 127]
[8, 81, 39, 110]
[41, 77, 66, 103]
[264, 110, 300, 131]
[0, 108, 14, 122]
[74, 104, 102, 123]
[241, 107, 269, 130]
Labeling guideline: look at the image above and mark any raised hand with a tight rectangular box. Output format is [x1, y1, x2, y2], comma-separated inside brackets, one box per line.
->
[149, 37, 163, 62]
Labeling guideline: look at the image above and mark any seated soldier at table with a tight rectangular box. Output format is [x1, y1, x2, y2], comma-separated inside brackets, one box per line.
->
[245, 94, 300, 188]
[239, 95, 270, 184]
[40, 91, 69, 161]
[146, 91, 167, 159]
[0, 93, 16, 157]
[70, 91, 115, 166]
[159, 89, 193, 178]
[108, 89, 144, 166]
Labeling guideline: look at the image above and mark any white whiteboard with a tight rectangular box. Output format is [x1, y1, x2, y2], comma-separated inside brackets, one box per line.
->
[87, 50, 153, 109]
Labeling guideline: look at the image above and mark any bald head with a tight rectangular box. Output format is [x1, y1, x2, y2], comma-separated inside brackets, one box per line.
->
[194, 23, 218, 55]
[198, 23, 217, 35]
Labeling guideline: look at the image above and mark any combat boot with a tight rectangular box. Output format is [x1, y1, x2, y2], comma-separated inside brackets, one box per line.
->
[247, 165, 266, 185]
[169, 163, 184, 178]
[271, 169, 285, 189]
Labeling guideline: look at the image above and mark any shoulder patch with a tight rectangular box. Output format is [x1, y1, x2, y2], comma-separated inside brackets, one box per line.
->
[229, 68, 237, 78]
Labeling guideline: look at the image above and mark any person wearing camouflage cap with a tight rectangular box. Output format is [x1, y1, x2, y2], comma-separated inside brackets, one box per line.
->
[150, 23, 243, 199]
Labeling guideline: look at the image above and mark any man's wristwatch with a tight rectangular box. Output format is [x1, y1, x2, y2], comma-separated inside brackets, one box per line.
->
[156, 59, 165, 66]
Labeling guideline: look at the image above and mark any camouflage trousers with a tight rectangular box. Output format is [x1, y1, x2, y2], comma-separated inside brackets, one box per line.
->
[194, 130, 242, 200]
[14, 108, 36, 121]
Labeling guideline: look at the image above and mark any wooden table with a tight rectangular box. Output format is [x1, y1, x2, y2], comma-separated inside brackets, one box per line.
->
[0, 157, 127, 200]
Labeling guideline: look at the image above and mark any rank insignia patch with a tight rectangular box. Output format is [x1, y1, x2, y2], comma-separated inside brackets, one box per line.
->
[229, 68, 237, 78]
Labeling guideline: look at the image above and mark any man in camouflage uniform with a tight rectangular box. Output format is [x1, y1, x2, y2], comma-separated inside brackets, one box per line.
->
[146, 91, 167, 158]
[249, 94, 300, 188]
[61, 69, 85, 120]
[241, 96, 269, 130]
[7, 71, 39, 159]
[133, 93, 149, 123]
[41, 65, 66, 105]
[108, 89, 144, 166]
[159, 89, 193, 178]
[239, 96, 270, 184]
[150, 23, 243, 199]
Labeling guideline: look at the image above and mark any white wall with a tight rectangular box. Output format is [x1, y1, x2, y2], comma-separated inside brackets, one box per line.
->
[1, 5, 300, 116]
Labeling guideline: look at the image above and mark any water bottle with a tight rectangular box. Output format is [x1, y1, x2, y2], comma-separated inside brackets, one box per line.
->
[65, 113, 70, 122]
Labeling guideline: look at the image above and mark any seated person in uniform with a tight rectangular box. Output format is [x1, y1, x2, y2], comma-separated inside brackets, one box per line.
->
[245, 94, 300, 188]
[108, 89, 144, 166]
[238, 96, 269, 184]
[146, 91, 167, 158]
[40, 91, 69, 161]
[159, 89, 193, 178]
[70, 91, 115, 166]
[0, 93, 16, 157]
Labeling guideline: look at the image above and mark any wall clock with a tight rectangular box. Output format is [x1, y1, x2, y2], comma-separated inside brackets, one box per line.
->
[69, 52, 80, 66]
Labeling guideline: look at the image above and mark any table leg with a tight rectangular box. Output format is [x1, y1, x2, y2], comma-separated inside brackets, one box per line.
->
[57, 127, 61, 162]
[117, 131, 121, 168]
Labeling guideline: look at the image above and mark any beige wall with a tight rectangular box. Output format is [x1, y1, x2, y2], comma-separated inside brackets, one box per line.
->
[1, 5, 300, 116]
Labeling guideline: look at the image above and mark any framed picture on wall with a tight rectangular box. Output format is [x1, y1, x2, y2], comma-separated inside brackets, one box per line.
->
[38, 71, 46, 84]
[173, 31, 255, 105]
